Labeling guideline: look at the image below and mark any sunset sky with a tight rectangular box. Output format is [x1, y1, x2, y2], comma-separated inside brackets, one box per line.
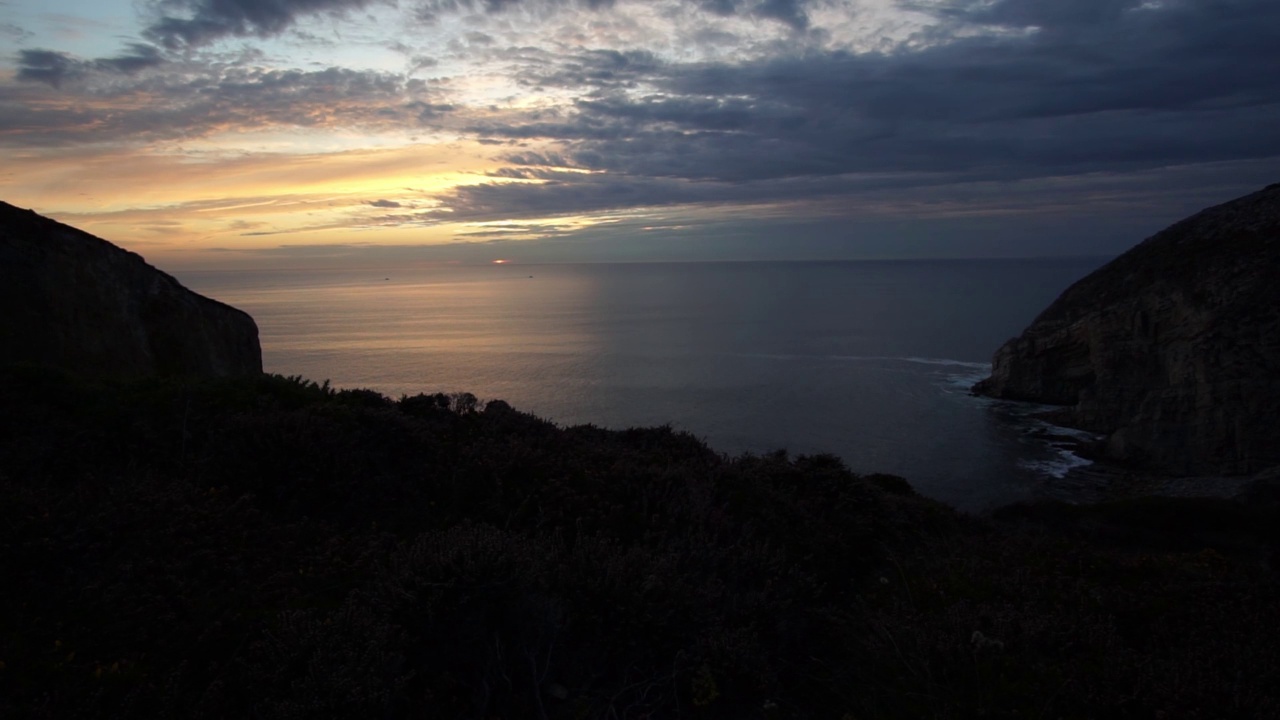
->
[2, 0, 1278, 268]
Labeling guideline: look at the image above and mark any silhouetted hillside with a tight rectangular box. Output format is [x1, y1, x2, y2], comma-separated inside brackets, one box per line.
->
[2, 366, 1277, 719]
[0, 202, 261, 378]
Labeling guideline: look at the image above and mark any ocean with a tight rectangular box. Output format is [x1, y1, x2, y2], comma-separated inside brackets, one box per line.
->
[177, 258, 1107, 513]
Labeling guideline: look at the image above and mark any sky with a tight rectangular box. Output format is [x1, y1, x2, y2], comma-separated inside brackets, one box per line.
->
[2, 0, 1278, 268]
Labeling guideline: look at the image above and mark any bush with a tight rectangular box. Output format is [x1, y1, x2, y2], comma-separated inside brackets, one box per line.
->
[1, 368, 1276, 719]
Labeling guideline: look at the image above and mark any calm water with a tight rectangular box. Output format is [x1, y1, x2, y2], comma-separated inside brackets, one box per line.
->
[178, 259, 1106, 513]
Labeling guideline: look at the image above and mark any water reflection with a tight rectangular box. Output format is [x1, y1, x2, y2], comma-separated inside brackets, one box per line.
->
[179, 259, 1105, 513]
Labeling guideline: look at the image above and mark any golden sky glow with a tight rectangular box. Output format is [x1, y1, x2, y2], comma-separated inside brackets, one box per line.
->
[4, 144, 492, 257]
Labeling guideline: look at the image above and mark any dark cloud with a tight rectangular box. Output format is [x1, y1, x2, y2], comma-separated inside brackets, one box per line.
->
[16, 44, 166, 88]
[363, 159, 1277, 265]
[942, 0, 1147, 30]
[413, 0, 615, 25]
[1, 64, 446, 146]
[434, 167, 958, 223]
[368, 199, 403, 207]
[410, 0, 808, 28]
[134, 0, 808, 53]
[406, 100, 457, 120]
[142, 0, 379, 48]
[452, 0, 1280, 224]
[142, 0, 631, 47]
[95, 44, 166, 74]
[15, 49, 81, 88]
[408, 55, 439, 73]
[518, 49, 662, 91]
[696, 0, 808, 29]
[203, 0, 1266, 251]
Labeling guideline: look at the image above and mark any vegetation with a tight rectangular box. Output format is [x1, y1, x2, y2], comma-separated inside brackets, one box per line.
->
[1, 364, 1277, 718]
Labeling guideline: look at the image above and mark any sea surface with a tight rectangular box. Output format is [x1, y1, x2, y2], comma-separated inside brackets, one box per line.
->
[178, 258, 1107, 513]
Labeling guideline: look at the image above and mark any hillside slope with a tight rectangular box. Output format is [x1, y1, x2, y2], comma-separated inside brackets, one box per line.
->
[1, 370, 1277, 718]
[0, 202, 261, 378]
[975, 184, 1280, 475]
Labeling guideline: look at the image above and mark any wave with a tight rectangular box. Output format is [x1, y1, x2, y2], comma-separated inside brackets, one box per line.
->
[1008, 413, 1102, 480]
[942, 370, 991, 392]
[733, 350, 1100, 484]
[733, 353, 991, 370]
[897, 357, 992, 370]
[1031, 423, 1098, 442]
[1019, 451, 1093, 479]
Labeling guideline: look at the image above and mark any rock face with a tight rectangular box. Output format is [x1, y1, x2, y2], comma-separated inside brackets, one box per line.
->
[0, 202, 262, 378]
[974, 184, 1280, 476]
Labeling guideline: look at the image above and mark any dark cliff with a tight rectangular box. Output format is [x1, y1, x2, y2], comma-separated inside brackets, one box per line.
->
[0, 201, 262, 378]
[974, 184, 1280, 476]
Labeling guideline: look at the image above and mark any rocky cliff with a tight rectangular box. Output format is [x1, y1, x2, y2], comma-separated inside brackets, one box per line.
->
[0, 202, 262, 378]
[974, 184, 1280, 476]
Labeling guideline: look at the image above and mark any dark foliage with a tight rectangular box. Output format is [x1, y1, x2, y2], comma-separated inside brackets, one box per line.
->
[1, 365, 1277, 718]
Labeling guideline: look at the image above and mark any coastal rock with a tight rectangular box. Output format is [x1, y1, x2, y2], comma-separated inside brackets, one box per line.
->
[974, 184, 1280, 476]
[0, 201, 262, 378]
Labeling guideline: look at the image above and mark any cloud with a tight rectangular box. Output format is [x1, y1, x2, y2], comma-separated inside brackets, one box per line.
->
[7, 0, 1280, 262]
[2, 22, 34, 43]
[15, 49, 81, 88]
[936, 0, 1147, 30]
[412, 0, 614, 25]
[95, 44, 166, 74]
[142, 0, 382, 47]
[438, 0, 1280, 223]
[696, 0, 809, 29]
[407, 55, 439, 73]
[142, 0, 611, 47]
[15, 44, 167, 87]
[516, 48, 663, 91]
[142, 0, 774, 48]
[1, 63, 450, 146]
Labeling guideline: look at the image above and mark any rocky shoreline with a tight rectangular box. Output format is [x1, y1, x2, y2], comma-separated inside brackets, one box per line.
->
[999, 402, 1275, 505]
[1051, 463, 1268, 504]
[975, 183, 1280, 492]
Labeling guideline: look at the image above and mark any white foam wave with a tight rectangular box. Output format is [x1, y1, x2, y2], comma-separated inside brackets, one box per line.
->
[898, 357, 992, 370]
[1008, 413, 1103, 480]
[1019, 450, 1093, 479]
[944, 370, 991, 391]
[733, 353, 991, 371]
[1031, 423, 1098, 442]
